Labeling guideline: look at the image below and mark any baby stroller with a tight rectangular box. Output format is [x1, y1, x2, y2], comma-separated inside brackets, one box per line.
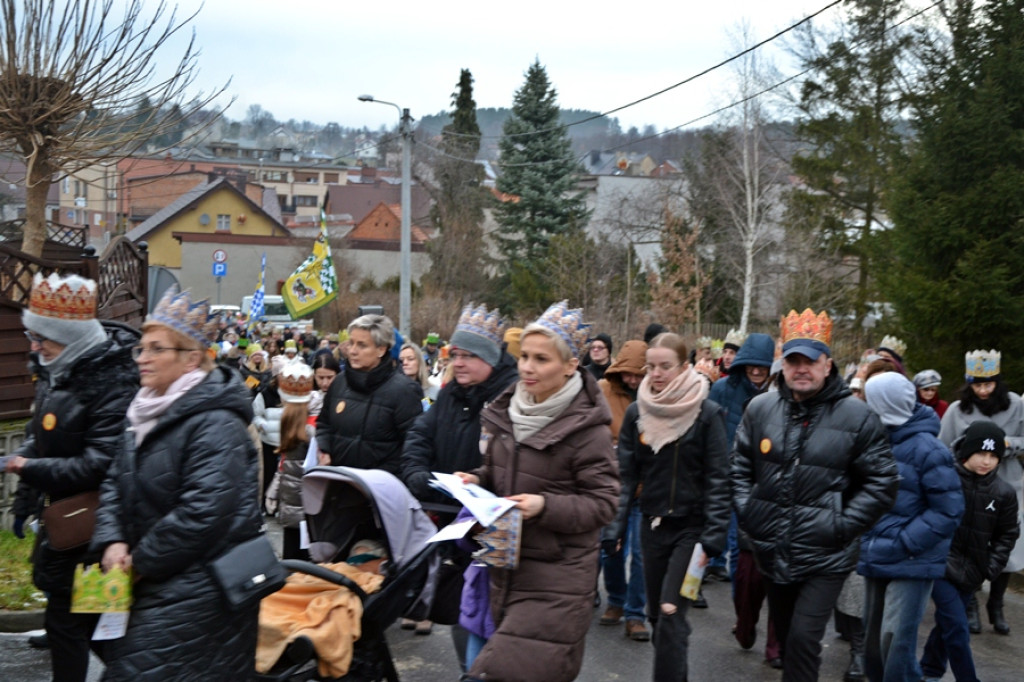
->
[256, 465, 439, 682]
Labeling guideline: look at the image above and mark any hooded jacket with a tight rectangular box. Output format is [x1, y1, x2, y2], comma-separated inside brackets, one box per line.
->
[467, 370, 619, 682]
[92, 366, 263, 681]
[708, 332, 775, 444]
[401, 352, 518, 509]
[945, 461, 1020, 591]
[316, 359, 424, 475]
[732, 368, 899, 583]
[857, 404, 963, 579]
[14, 321, 139, 595]
[597, 339, 647, 442]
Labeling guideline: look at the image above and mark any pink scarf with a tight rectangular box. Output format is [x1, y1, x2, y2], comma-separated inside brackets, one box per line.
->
[637, 367, 708, 453]
[127, 369, 209, 446]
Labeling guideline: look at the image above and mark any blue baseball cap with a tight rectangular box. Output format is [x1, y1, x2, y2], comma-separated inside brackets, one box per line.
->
[782, 339, 831, 361]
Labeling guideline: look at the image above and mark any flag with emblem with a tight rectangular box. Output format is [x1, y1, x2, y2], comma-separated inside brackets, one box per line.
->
[247, 252, 266, 332]
[282, 209, 337, 318]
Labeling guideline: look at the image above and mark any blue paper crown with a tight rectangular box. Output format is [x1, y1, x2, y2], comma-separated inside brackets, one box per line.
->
[965, 349, 1000, 381]
[533, 300, 590, 359]
[455, 303, 508, 346]
[147, 286, 218, 346]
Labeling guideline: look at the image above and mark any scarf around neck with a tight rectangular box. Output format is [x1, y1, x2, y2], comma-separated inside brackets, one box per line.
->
[127, 368, 209, 445]
[637, 367, 708, 453]
[509, 371, 583, 443]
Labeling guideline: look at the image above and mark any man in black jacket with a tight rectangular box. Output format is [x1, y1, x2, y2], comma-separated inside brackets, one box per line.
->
[400, 303, 518, 667]
[732, 309, 897, 682]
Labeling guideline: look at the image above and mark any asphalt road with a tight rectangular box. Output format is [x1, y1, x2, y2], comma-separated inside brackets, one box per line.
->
[3, 575, 1023, 681]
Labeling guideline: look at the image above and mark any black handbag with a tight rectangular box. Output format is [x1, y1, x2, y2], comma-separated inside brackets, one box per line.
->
[209, 534, 287, 611]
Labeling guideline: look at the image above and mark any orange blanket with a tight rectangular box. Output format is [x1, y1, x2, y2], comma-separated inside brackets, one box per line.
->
[256, 562, 385, 678]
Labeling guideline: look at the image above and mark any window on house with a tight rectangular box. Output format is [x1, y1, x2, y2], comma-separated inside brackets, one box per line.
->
[294, 195, 318, 207]
[263, 171, 287, 182]
[62, 177, 70, 194]
[216, 214, 231, 231]
[294, 171, 319, 184]
[323, 173, 339, 183]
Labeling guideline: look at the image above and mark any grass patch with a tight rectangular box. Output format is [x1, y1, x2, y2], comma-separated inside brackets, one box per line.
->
[0, 529, 46, 611]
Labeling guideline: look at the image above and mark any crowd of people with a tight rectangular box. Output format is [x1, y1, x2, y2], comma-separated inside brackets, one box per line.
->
[5, 272, 1023, 682]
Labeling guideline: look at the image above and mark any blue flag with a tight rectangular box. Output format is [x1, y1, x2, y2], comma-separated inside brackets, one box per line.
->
[248, 252, 266, 331]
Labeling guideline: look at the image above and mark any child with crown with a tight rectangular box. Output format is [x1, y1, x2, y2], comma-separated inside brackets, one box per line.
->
[938, 349, 1024, 635]
[455, 301, 619, 682]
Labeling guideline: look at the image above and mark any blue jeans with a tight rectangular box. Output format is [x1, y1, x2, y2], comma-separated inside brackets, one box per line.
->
[602, 505, 646, 620]
[464, 632, 487, 670]
[919, 579, 979, 682]
[863, 577, 933, 682]
[710, 512, 739, 578]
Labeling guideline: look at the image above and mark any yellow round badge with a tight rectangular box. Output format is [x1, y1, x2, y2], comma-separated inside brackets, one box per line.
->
[335, 401, 346, 414]
[42, 413, 57, 431]
[759, 438, 771, 454]
[639, 432, 648, 446]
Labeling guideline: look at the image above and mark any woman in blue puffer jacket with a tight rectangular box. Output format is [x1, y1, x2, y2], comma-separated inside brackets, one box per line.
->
[859, 372, 964, 682]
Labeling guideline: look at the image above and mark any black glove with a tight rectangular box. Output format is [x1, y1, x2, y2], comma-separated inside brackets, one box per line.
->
[601, 537, 622, 557]
[13, 515, 26, 539]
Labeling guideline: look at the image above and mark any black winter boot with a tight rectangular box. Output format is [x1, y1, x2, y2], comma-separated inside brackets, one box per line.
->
[844, 615, 865, 681]
[967, 593, 982, 634]
[988, 572, 1011, 635]
[843, 653, 866, 682]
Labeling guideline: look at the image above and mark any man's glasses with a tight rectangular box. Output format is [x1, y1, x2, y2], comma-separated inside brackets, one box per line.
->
[450, 351, 478, 362]
[131, 346, 196, 359]
[24, 331, 49, 345]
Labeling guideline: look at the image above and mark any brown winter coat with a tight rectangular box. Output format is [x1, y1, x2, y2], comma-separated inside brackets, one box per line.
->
[468, 370, 620, 682]
[597, 339, 647, 442]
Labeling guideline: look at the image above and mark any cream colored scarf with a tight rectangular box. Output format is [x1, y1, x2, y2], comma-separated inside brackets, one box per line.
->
[637, 367, 708, 453]
[509, 371, 583, 442]
[127, 368, 209, 446]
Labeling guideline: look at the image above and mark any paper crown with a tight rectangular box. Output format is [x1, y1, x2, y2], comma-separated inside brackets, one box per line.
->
[878, 335, 907, 359]
[780, 308, 833, 346]
[724, 328, 747, 349]
[28, 272, 98, 321]
[279, 361, 314, 402]
[695, 335, 713, 349]
[710, 339, 724, 359]
[965, 349, 1000, 380]
[147, 286, 218, 346]
[534, 300, 590, 359]
[455, 303, 508, 346]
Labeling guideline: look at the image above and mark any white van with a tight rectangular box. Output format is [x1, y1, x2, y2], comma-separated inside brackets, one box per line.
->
[241, 295, 310, 328]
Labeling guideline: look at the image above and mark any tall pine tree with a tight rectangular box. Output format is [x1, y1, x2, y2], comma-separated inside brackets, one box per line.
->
[494, 60, 590, 311]
[424, 69, 490, 298]
[884, 0, 1024, 386]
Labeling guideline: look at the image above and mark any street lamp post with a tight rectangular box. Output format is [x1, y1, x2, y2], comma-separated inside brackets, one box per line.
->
[358, 95, 412, 339]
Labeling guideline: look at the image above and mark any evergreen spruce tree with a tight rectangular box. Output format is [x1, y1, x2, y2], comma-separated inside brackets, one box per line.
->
[884, 0, 1024, 386]
[424, 69, 489, 298]
[494, 60, 590, 311]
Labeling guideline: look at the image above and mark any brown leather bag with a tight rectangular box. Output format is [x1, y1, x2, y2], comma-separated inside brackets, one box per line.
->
[42, 490, 100, 551]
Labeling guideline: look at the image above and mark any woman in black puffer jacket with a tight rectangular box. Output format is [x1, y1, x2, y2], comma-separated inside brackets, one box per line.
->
[316, 314, 422, 474]
[92, 288, 263, 681]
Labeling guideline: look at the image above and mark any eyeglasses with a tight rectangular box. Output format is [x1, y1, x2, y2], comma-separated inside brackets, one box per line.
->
[24, 331, 49, 345]
[131, 346, 196, 359]
[450, 351, 478, 362]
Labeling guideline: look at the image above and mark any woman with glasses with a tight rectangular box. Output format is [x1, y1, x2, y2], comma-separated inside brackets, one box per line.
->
[92, 287, 263, 681]
[315, 314, 422, 475]
[604, 332, 731, 682]
[5, 273, 139, 682]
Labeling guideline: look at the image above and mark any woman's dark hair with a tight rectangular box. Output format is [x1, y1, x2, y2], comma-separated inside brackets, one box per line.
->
[310, 351, 341, 374]
[862, 358, 898, 382]
[957, 378, 1011, 416]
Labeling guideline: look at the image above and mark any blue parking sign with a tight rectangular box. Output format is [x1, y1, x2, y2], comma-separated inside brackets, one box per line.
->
[212, 262, 227, 277]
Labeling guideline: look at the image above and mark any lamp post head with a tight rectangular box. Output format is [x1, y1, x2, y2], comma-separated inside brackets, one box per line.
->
[357, 95, 375, 102]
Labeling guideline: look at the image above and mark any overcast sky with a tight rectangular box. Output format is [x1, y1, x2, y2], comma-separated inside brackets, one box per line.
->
[160, 0, 844, 133]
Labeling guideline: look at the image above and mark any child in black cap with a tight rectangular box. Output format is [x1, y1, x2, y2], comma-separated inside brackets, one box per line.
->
[919, 421, 1020, 682]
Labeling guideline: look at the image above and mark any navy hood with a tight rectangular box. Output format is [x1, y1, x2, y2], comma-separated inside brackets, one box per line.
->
[730, 333, 775, 371]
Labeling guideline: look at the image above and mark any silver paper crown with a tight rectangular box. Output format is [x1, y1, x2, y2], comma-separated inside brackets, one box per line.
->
[455, 302, 508, 346]
[878, 335, 907, 359]
[534, 300, 590, 359]
[724, 328, 747, 348]
[696, 335, 713, 349]
[965, 349, 1000, 380]
[147, 286, 219, 347]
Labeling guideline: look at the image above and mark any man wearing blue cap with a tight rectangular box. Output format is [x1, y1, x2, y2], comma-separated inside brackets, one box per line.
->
[731, 309, 898, 682]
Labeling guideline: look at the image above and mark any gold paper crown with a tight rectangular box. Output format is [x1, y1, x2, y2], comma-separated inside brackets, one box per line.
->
[724, 328, 747, 348]
[710, 339, 725, 359]
[965, 349, 1000, 380]
[279, 360, 314, 400]
[147, 286, 219, 346]
[28, 272, 97, 321]
[534, 300, 590, 359]
[455, 302, 508, 346]
[878, 335, 907, 359]
[780, 308, 833, 346]
[695, 335, 713, 349]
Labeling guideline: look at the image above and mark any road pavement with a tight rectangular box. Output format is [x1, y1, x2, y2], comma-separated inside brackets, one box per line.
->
[3, 573, 1023, 681]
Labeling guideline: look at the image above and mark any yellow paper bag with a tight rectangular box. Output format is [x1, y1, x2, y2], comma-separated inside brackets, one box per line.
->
[71, 564, 132, 613]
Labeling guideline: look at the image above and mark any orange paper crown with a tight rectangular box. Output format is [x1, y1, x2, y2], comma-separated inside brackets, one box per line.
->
[29, 272, 97, 321]
[780, 308, 833, 346]
[278, 361, 314, 401]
